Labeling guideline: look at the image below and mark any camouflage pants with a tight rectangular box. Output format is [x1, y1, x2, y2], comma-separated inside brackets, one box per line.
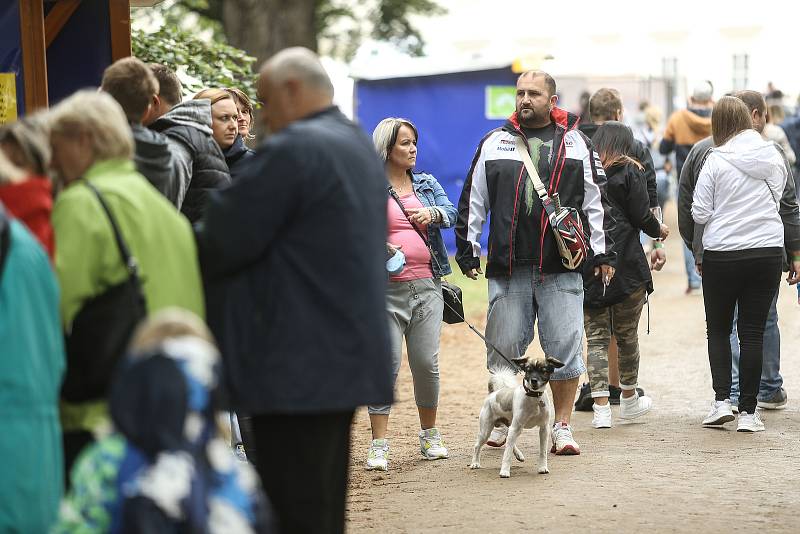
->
[584, 286, 647, 396]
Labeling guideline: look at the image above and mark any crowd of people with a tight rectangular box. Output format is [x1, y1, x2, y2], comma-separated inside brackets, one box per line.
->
[0, 46, 799, 533]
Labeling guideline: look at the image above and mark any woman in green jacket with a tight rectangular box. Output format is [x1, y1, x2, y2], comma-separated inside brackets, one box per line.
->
[47, 90, 206, 477]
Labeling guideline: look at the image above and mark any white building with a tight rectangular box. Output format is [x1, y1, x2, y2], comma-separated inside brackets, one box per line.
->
[406, 0, 799, 110]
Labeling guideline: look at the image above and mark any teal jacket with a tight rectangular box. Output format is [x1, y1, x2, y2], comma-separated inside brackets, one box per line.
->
[0, 219, 64, 533]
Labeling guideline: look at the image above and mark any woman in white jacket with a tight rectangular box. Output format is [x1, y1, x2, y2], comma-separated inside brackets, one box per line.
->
[692, 96, 799, 432]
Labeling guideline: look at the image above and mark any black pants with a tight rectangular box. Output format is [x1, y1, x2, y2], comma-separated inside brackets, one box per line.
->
[251, 411, 354, 534]
[702, 251, 781, 414]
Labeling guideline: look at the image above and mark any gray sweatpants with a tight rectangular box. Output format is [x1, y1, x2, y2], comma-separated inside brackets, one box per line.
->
[369, 277, 443, 415]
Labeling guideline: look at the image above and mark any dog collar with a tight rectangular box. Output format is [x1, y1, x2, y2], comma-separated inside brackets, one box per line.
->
[524, 389, 543, 398]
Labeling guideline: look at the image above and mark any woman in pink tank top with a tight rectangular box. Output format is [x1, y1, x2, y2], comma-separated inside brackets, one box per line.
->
[362, 118, 457, 472]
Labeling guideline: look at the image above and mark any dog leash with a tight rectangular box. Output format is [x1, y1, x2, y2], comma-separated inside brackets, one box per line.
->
[388, 186, 521, 373]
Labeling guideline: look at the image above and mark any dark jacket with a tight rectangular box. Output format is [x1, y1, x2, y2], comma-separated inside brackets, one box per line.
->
[678, 136, 800, 266]
[456, 108, 616, 277]
[224, 135, 256, 181]
[130, 123, 180, 205]
[579, 122, 658, 208]
[659, 107, 712, 176]
[583, 163, 660, 307]
[196, 106, 393, 415]
[150, 101, 231, 223]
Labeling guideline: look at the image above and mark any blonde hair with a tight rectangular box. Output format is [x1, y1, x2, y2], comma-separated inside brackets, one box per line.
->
[194, 88, 235, 105]
[47, 90, 134, 161]
[372, 117, 418, 164]
[129, 307, 215, 354]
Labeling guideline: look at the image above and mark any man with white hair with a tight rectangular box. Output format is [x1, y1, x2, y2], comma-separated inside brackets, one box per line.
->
[660, 81, 713, 294]
[196, 47, 392, 534]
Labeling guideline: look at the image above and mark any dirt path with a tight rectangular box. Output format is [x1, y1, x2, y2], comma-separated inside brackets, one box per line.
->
[345, 208, 800, 533]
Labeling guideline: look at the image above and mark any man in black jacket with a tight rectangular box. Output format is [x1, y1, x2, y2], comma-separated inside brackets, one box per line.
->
[196, 47, 392, 534]
[100, 57, 180, 204]
[456, 70, 617, 456]
[679, 90, 800, 412]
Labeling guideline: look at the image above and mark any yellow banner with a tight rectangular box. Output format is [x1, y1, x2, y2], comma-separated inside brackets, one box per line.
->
[0, 73, 18, 125]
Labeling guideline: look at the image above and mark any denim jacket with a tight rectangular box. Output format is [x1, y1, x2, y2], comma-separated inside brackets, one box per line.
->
[402, 172, 457, 278]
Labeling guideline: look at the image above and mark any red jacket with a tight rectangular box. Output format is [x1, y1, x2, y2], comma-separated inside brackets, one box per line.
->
[0, 177, 54, 259]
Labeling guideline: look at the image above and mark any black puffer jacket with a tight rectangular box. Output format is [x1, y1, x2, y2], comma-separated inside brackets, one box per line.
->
[151, 101, 231, 223]
[583, 162, 660, 308]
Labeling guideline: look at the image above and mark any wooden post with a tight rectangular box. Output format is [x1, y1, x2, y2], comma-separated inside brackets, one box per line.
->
[18, 0, 49, 112]
[109, 0, 132, 61]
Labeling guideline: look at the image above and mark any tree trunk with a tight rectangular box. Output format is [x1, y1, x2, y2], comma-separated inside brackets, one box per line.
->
[222, 0, 318, 67]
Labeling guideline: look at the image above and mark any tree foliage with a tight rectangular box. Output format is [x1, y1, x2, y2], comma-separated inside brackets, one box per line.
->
[131, 2, 258, 101]
[176, 0, 446, 61]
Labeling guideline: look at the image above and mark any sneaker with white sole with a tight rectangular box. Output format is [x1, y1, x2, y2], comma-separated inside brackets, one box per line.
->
[551, 422, 580, 455]
[592, 403, 612, 428]
[757, 388, 787, 410]
[619, 392, 653, 420]
[702, 399, 735, 426]
[737, 410, 765, 432]
[419, 427, 449, 460]
[365, 439, 389, 471]
[487, 425, 508, 447]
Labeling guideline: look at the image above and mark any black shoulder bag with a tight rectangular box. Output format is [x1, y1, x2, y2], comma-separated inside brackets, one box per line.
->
[388, 186, 464, 324]
[61, 182, 147, 403]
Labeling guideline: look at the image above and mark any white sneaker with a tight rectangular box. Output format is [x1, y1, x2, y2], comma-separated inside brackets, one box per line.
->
[592, 403, 612, 428]
[487, 425, 508, 447]
[737, 411, 765, 432]
[551, 422, 580, 455]
[702, 400, 735, 426]
[619, 392, 653, 420]
[365, 439, 389, 471]
[419, 428, 449, 460]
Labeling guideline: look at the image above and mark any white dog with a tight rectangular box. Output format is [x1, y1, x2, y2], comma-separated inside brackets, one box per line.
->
[469, 355, 564, 478]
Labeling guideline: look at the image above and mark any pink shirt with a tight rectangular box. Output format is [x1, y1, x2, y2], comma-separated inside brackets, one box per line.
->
[387, 193, 433, 282]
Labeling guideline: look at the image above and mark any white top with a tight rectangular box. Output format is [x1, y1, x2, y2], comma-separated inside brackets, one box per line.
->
[692, 129, 786, 252]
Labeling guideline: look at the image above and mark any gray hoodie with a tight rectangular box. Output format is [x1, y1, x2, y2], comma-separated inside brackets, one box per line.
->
[131, 123, 180, 205]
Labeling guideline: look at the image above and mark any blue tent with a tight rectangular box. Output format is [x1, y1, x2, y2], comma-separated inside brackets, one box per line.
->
[355, 66, 519, 252]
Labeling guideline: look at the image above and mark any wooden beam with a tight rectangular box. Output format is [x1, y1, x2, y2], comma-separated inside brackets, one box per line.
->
[108, 0, 132, 61]
[45, 0, 82, 48]
[18, 0, 49, 112]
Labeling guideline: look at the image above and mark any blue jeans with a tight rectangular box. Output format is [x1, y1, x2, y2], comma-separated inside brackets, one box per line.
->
[485, 264, 585, 380]
[729, 292, 782, 405]
[683, 243, 702, 289]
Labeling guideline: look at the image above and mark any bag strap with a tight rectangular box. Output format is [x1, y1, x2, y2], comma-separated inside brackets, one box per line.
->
[83, 180, 140, 278]
[514, 136, 550, 202]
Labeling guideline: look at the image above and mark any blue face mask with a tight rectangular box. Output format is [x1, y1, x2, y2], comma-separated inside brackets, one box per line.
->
[386, 248, 406, 275]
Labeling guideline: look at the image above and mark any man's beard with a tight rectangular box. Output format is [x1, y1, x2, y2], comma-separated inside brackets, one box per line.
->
[517, 107, 546, 127]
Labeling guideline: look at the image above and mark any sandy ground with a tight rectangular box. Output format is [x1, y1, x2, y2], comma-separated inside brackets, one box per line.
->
[345, 207, 800, 533]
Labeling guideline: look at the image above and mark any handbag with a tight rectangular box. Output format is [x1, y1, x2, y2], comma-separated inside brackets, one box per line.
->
[388, 186, 465, 324]
[515, 137, 588, 270]
[61, 181, 147, 403]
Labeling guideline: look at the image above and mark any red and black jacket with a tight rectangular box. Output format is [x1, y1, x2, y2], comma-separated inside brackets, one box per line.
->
[455, 108, 617, 278]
